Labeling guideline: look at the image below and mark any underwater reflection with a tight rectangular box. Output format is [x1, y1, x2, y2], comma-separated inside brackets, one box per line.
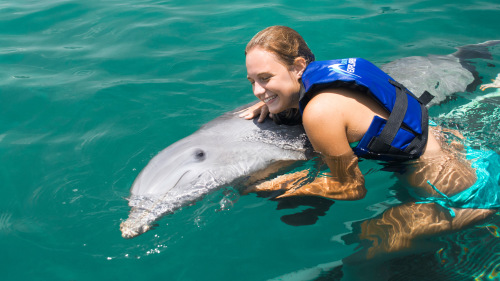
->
[343, 126, 498, 264]
[248, 126, 498, 263]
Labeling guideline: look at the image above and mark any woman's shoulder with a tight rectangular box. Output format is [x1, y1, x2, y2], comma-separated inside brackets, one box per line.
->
[302, 89, 354, 128]
[303, 88, 360, 116]
[301, 89, 354, 156]
[304, 86, 388, 124]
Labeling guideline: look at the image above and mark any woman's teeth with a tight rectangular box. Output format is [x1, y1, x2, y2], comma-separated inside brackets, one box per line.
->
[264, 95, 277, 103]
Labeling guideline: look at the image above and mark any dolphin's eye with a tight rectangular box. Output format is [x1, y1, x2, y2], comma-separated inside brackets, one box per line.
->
[194, 149, 206, 161]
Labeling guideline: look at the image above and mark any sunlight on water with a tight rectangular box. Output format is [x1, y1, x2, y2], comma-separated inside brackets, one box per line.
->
[436, 89, 500, 151]
[0, 213, 13, 233]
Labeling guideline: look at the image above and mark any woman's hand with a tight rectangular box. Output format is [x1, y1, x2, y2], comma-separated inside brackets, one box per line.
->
[480, 73, 500, 91]
[237, 101, 272, 123]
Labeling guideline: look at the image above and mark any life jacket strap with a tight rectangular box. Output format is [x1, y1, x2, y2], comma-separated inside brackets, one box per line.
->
[367, 79, 409, 154]
[404, 102, 429, 155]
[418, 91, 434, 106]
[366, 79, 434, 159]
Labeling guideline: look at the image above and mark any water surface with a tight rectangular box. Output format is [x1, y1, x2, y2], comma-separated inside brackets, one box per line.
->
[1, 0, 500, 280]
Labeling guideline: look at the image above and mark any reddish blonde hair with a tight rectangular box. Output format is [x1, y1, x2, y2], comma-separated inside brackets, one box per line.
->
[245, 26, 315, 67]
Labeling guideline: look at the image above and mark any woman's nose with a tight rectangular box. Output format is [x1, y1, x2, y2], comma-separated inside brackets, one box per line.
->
[253, 82, 265, 96]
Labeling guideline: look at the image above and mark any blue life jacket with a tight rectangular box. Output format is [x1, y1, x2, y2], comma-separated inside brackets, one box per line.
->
[299, 58, 434, 161]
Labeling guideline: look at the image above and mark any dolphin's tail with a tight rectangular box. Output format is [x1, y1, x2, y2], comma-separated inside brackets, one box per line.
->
[452, 40, 500, 92]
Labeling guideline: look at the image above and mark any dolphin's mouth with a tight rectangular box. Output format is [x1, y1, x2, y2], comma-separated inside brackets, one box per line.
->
[120, 171, 191, 239]
[120, 220, 151, 239]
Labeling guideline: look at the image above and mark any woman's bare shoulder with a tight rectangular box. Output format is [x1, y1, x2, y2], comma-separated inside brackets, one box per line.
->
[302, 90, 353, 156]
[303, 89, 358, 119]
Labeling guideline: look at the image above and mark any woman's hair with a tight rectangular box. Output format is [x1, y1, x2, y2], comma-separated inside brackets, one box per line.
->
[245, 26, 315, 67]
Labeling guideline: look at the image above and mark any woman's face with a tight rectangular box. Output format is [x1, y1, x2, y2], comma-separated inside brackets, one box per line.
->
[246, 47, 303, 114]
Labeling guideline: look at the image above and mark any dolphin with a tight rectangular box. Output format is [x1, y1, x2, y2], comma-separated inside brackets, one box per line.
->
[120, 41, 499, 239]
[120, 108, 315, 238]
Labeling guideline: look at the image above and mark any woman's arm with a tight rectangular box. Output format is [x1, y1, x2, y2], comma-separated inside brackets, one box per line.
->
[300, 92, 366, 199]
[246, 92, 366, 200]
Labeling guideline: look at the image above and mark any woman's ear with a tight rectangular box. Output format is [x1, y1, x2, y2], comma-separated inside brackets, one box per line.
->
[293, 57, 307, 78]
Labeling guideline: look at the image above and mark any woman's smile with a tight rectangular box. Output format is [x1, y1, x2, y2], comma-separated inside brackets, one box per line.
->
[263, 95, 277, 104]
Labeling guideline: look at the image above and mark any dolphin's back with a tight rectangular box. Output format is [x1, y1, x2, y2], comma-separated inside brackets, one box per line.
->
[198, 103, 313, 155]
[382, 55, 472, 105]
[382, 40, 500, 105]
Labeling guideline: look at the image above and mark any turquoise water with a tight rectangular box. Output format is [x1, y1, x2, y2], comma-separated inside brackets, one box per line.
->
[1, 0, 500, 280]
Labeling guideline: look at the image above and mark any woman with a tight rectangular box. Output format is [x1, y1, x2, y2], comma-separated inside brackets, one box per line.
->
[240, 26, 497, 257]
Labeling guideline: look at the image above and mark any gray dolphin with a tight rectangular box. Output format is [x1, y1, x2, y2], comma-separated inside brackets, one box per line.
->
[120, 41, 499, 239]
[120, 109, 315, 238]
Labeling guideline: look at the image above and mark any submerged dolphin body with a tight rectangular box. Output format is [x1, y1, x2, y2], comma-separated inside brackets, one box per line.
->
[382, 40, 500, 105]
[121, 41, 499, 238]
